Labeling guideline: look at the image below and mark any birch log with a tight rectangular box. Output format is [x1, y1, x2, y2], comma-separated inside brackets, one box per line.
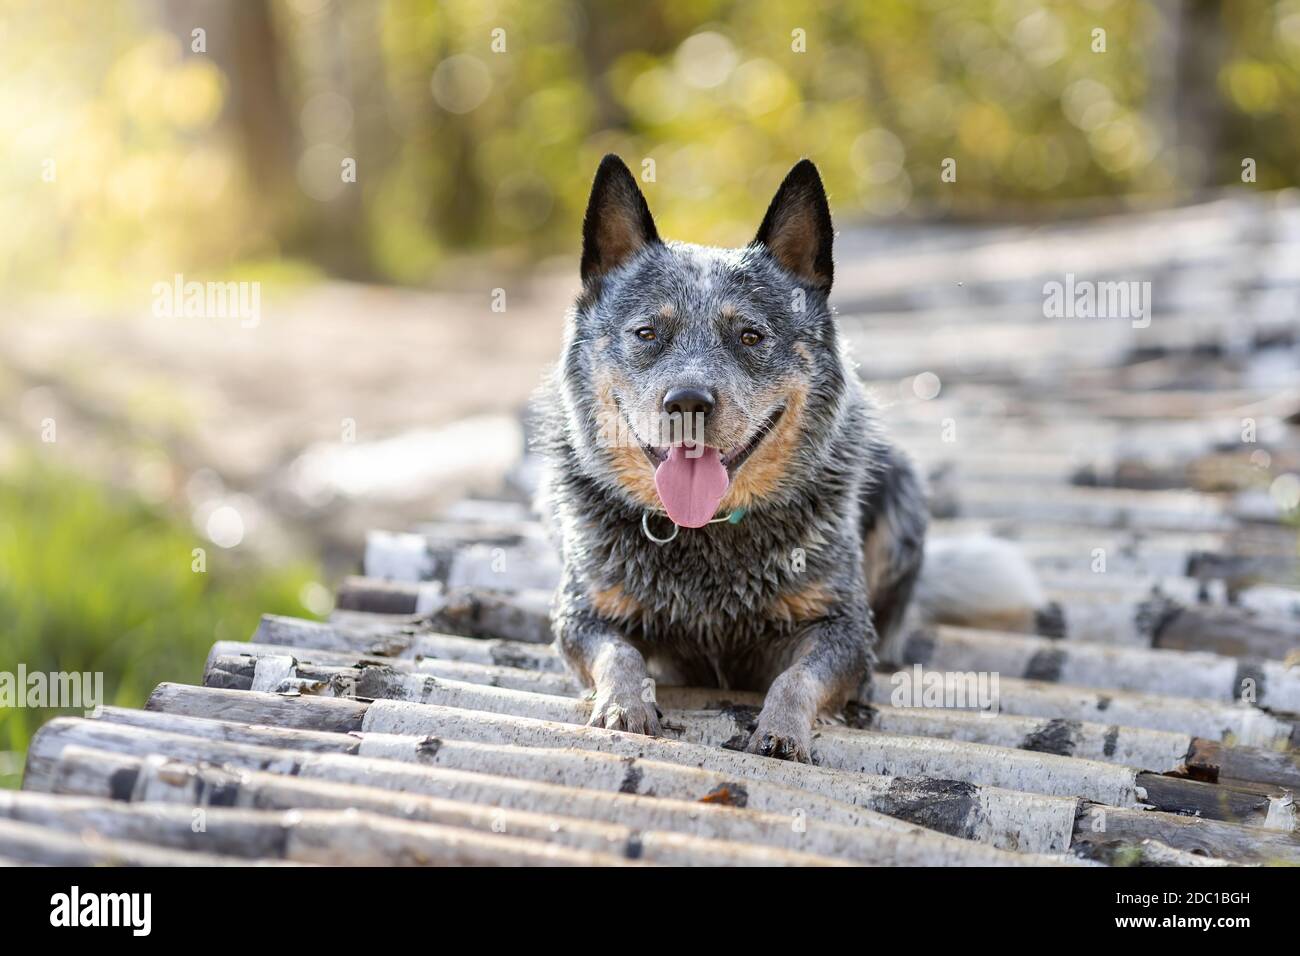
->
[361, 674, 1292, 826]
[0, 816, 296, 867]
[866, 672, 1295, 750]
[28, 715, 910, 836]
[220, 626, 1298, 747]
[3, 783, 833, 868]
[210, 645, 1300, 790]
[344, 671, 1148, 805]
[46, 749, 855, 867]
[204, 648, 1230, 782]
[27, 730, 1055, 866]
[1044, 591, 1300, 659]
[55, 748, 1067, 868]
[134, 686, 1300, 858]
[362, 528, 560, 589]
[149, 676, 1286, 829]
[249, 617, 565, 670]
[952, 483, 1236, 532]
[894, 625, 1300, 712]
[126, 688, 1084, 852]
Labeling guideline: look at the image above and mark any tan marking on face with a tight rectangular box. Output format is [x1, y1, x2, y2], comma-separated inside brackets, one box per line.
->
[793, 341, 815, 371]
[659, 303, 675, 319]
[594, 334, 611, 351]
[720, 375, 808, 510]
[720, 303, 738, 320]
[768, 580, 833, 624]
[590, 583, 642, 621]
[594, 372, 661, 508]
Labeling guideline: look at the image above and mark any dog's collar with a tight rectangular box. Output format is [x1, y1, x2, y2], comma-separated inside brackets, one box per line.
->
[641, 507, 746, 545]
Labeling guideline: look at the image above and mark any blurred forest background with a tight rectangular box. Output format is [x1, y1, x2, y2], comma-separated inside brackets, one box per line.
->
[2, 0, 1299, 784]
[4, 0, 1300, 289]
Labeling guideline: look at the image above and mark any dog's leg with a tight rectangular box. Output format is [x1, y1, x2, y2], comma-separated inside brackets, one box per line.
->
[554, 604, 661, 735]
[746, 612, 869, 762]
[861, 444, 928, 639]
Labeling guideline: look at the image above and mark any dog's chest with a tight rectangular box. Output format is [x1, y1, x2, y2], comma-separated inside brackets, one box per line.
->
[585, 518, 823, 646]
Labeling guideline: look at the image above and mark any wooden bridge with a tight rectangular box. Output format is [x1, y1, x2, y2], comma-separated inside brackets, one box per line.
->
[4, 194, 1299, 865]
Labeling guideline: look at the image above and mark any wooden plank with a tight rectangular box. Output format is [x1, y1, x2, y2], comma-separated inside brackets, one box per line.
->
[51, 747, 1065, 867]
[0, 816, 298, 867]
[218, 644, 1300, 791]
[0, 791, 643, 867]
[892, 625, 1300, 712]
[114, 692, 1084, 853]
[26, 723, 1057, 865]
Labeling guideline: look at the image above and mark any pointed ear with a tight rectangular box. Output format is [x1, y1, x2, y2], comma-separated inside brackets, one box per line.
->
[580, 155, 660, 285]
[752, 159, 834, 292]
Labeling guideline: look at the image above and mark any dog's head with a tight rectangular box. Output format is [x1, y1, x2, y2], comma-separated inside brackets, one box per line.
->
[560, 155, 850, 526]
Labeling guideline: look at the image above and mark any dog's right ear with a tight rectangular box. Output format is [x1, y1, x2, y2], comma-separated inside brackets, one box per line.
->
[580, 154, 659, 286]
[752, 159, 834, 293]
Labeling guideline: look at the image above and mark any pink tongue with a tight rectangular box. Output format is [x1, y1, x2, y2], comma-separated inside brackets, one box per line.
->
[654, 446, 730, 528]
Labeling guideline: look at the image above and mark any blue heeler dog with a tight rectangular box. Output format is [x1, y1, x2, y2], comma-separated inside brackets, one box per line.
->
[535, 156, 1042, 761]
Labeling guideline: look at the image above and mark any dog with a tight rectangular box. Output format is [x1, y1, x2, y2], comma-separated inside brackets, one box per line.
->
[534, 155, 1039, 761]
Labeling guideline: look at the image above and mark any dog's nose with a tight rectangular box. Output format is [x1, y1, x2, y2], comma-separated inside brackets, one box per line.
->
[663, 386, 715, 420]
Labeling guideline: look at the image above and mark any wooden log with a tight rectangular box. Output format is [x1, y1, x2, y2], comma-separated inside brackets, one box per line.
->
[1187, 738, 1300, 792]
[210, 650, 1217, 781]
[358, 699, 1300, 863]
[1037, 590, 1300, 659]
[126, 686, 1294, 863]
[0, 790, 643, 867]
[0, 816, 296, 866]
[249, 616, 564, 667]
[867, 672, 1294, 750]
[1073, 837, 1241, 868]
[334, 576, 444, 615]
[1151, 604, 1300, 660]
[30, 714, 907, 838]
[174, 673, 1277, 827]
[943, 483, 1238, 532]
[27, 724, 1052, 866]
[362, 530, 562, 590]
[364, 524, 557, 578]
[55, 749, 1066, 868]
[46, 750, 856, 867]
[1071, 802, 1300, 865]
[892, 625, 1300, 713]
[128, 688, 1084, 853]
[352, 673, 1153, 805]
[212, 644, 1300, 789]
[1187, 551, 1300, 592]
[363, 674, 1293, 827]
[223, 624, 1298, 747]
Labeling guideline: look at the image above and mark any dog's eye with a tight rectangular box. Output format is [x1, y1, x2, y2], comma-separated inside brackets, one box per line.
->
[635, 327, 656, 341]
[740, 330, 763, 347]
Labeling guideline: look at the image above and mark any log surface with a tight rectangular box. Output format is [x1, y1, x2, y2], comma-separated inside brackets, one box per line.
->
[14, 199, 1300, 866]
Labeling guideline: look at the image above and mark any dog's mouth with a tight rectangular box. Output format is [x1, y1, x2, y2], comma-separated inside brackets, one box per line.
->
[640, 406, 785, 479]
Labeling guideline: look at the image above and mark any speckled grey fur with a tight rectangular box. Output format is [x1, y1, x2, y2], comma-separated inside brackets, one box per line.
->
[532, 156, 928, 761]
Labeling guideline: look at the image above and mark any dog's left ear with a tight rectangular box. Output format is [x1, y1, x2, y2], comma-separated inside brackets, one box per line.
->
[752, 159, 834, 293]
[581, 154, 660, 286]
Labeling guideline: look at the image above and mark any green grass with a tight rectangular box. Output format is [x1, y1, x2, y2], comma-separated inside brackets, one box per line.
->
[0, 462, 321, 788]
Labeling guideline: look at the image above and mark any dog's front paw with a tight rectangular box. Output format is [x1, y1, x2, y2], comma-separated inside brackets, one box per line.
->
[588, 688, 662, 735]
[745, 708, 812, 762]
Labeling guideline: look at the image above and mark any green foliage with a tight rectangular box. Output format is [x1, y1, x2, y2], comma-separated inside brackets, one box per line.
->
[0, 463, 321, 788]
[3, 0, 1299, 283]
